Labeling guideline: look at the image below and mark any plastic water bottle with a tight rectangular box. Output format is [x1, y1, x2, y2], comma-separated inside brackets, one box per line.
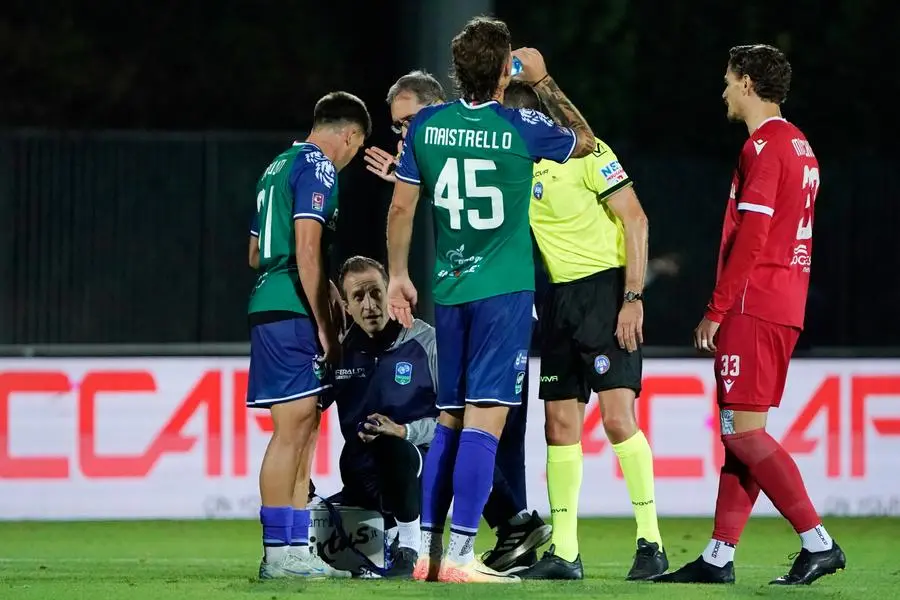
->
[511, 56, 523, 76]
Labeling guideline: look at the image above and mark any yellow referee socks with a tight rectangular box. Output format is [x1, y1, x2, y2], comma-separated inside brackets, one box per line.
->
[546, 443, 583, 562]
[612, 430, 663, 549]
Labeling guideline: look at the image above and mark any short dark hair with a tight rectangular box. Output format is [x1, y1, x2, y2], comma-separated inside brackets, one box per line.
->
[386, 70, 446, 105]
[313, 91, 372, 138]
[338, 255, 388, 298]
[451, 16, 511, 103]
[503, 80, 543, 112]
[728, 44, 792, 105]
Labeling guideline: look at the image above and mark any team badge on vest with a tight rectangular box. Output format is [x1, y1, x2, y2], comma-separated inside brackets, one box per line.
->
[594, 354, 610, 375]
[394, 361, 412, 385]
[533, 181, 544, 200]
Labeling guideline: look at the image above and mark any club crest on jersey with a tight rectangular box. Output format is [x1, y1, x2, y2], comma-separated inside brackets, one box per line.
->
[312, 192, 325, 211]
[515, 370, 526, 395]
[533, 181, 543, 200]
[394, 361, 412, 386]
[594, 354, 610, 375]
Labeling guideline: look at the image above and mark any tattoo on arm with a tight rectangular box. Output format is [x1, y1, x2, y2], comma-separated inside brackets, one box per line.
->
[534, 76, 595, 158]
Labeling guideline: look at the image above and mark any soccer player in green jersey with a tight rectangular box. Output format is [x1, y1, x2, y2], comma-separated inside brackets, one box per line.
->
[386, 17, 596, 583]
[365, 69, 552, 574]
[247, 91, 370, 580]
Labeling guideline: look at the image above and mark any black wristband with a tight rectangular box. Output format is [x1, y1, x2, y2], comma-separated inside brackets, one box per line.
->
[532, 74, 550, 87]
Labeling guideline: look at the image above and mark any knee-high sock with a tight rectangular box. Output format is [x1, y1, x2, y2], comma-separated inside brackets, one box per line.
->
[420, 424, 460, 531]
[712, 447, 760, 545]
[546, 443, 583, 561]
[447, 428, 499, 564]
[612, 431, 662, 547]
[723, 429, 821, 534]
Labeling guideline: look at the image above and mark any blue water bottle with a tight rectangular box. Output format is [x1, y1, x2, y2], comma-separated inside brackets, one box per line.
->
[511, 56, 523, 76]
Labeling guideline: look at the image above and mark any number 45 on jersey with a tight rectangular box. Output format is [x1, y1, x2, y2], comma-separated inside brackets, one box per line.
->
[434, 158, 504, 230]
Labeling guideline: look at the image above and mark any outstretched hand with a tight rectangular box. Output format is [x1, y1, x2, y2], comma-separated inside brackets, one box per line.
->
[363, 146, 398, 183]
[387, 275, 418, 328]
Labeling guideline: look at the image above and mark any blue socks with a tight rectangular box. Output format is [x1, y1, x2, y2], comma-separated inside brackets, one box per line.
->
[260, 506, 311, 562]
[448, 428, 499, 564]
[420, 424, 461, 531]
[451, 428, 499, 532]
[260, 506, 292, 562]
[291, 508, 310, 547]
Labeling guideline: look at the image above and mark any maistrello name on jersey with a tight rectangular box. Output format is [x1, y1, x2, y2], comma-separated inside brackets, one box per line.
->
[424, 126, 513, 150]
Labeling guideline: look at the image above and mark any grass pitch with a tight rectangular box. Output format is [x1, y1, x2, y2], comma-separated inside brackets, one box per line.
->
[0, 517, 895, 599]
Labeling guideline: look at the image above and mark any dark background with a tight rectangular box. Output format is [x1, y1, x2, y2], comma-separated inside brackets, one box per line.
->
[0, 0, 896, 350]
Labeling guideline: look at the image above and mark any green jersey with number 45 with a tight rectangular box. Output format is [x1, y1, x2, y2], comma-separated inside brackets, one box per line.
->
[249, 142, 339, 316]
[395, 100, 576, 305]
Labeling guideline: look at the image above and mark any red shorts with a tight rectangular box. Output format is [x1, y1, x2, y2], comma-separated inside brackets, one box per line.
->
[714, 313, 800, 412]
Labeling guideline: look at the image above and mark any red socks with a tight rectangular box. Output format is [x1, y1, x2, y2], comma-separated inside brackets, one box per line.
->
[712, 450, 760, 544]
[722, 428, 820, 534]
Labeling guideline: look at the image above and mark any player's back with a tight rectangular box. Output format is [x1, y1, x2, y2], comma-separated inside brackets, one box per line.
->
[250, 142, 339, 316]
[397, 100, 576, 305]
[722, 117, 820, 328]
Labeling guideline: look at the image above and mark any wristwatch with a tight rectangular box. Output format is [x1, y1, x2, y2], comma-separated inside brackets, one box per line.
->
[624, 290, 643, 303]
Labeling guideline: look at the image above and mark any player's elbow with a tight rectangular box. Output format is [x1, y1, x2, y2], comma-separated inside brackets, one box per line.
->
[624, 210, 648, 234]
[387, 200, 414, 225]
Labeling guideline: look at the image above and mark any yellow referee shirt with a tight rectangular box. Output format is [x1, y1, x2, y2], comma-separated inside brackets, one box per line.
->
[529, 138, 632, 283]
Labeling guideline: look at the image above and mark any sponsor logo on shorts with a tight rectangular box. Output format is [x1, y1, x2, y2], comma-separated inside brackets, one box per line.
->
[533, 181, 543, 199]
[540, 375, 558, 383]
[514, 349, 528, 371]
[594, 354, 610, 375]
[312, 357, 326, 381]
[394, 361, 412, 385]
[515, 371, 526, 395]
[312, 192, 325, 211]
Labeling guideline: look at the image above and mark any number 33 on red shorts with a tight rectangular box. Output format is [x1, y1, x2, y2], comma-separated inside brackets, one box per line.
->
[714, 312, 801, 413]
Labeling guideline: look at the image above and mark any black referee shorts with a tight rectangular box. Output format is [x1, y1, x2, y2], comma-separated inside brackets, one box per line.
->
[538, 267, 642, 402]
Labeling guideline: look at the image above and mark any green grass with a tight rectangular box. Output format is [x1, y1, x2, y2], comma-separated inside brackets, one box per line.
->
[0, 517, 896, 599]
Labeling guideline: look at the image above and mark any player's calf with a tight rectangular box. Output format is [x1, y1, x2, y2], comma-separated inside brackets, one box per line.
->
[442, 406, 510, 569]
[418, 409, 463, 577]
[721, 421, 841, 584]
[258, 398, 318, 567]
[598, 388, 666, 578]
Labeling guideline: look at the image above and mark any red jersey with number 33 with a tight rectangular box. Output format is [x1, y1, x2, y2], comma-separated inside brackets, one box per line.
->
[714, 117, 820, 329]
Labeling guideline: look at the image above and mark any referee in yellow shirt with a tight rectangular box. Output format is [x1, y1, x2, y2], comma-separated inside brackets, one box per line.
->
[503, 81, 667, 581]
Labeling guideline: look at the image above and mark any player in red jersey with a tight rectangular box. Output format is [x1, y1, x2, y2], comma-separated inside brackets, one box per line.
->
[653, 44, 846, 586]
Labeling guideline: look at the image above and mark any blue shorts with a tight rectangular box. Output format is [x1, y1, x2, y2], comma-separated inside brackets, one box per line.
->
[246, 316, 332, 408]
[435, 291, 534, 410]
